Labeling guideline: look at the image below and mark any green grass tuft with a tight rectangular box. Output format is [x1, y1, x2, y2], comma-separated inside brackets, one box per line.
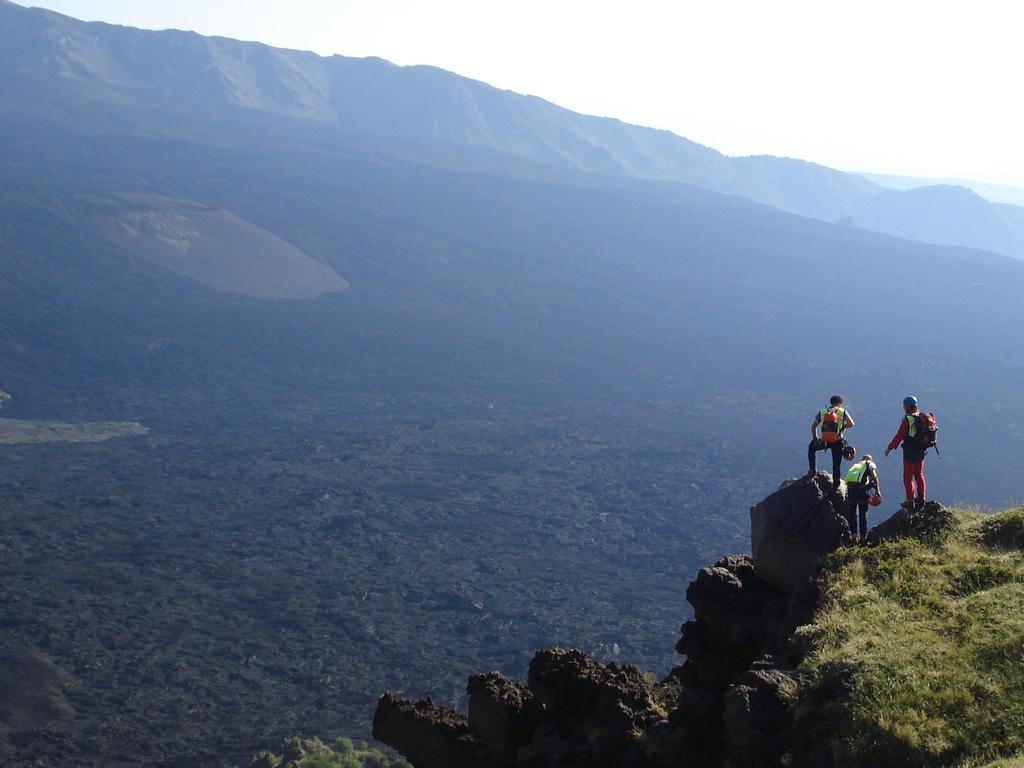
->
[978, 507, 1024, 550]
[798, 507, 1024, 767]
[248, 737, 409, 768]
[981, 756, 1024, 768]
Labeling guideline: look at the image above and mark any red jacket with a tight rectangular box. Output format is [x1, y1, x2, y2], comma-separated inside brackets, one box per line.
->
[887, 411, 920, 452]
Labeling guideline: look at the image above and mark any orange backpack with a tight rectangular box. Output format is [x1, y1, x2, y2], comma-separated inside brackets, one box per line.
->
[821, 407, 845, 444]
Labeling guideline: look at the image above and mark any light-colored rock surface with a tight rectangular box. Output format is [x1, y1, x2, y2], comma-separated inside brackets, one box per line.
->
[94, 197, 349, 299]
[0, 418, 148, 445]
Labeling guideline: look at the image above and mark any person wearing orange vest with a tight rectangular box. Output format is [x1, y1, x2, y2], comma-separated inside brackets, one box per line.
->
[808, 394, 855, 489]
[885, 395, 928, 507]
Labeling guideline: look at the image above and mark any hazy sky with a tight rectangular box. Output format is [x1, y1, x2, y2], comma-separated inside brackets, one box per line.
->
[22, 1, 1024, 187]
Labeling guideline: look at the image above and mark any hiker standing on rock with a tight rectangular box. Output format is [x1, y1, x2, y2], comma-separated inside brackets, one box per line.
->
[844, 454, 880, 544]
[885, 395, 936, 507]
[808, 394, 855, 489]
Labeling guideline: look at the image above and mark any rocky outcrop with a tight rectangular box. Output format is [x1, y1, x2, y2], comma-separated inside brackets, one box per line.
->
[866, 500, 954, 545]
[720, 665, 801, 768]
[527, 649, 660, 736]
[466, 672, 542, 755]
[373, 650, 675, 768]
[750, 472, 851, 593]
[374, 474, 854, 767]
[674, 555, 812, 691]
[373, 694, 480, 768]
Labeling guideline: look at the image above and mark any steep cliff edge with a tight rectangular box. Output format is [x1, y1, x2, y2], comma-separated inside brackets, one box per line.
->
[373, 474, 1024, 767]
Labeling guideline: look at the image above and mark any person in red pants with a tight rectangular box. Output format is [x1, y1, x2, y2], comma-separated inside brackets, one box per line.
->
[885, 395, 928, 507]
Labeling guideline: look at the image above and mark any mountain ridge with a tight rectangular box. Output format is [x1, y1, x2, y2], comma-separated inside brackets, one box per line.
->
[4, 0, 1024, 257]
[860, 171, 1024, 207]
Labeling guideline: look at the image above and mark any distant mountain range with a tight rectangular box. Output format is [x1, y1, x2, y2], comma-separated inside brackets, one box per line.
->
[2, 0, 1024, 258]
[859, 171, 1024, 208]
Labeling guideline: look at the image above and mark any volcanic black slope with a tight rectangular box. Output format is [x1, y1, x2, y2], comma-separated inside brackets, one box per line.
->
[2, 2, 1024, 766]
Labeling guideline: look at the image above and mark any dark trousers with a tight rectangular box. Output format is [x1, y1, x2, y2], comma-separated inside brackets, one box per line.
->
[808, 439, 844, 483]
[846, 485, 870, 538]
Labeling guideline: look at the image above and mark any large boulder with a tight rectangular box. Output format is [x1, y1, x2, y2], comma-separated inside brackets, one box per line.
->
[750, 473, 851, 593]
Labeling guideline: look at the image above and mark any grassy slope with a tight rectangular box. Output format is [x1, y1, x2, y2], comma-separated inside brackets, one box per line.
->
[798, 507, 1024, 767]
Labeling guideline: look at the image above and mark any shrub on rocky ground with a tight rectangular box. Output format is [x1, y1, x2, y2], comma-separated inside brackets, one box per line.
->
[250, 737, 410, 768]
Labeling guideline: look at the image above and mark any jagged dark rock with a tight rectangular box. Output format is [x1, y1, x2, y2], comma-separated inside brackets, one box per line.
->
[375, 650, 672, 768]
[866, 500, 953, 545]
[466, 672, 542, 753]
[372, 694, 481, 768]
[720, 667, 801, 768]
[528, 648, 655, 734]
[750, 472, 851, 593]
[674, 555, 811, 690]
[866, 504, 914, 544]
[374, 475, 855, 767]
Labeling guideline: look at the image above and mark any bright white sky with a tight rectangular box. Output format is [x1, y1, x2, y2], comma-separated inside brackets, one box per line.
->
[23, 0, 1024, 187]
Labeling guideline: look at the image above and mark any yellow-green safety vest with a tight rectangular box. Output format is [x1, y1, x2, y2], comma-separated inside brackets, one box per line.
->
[906, 413, 918, 438]
[844, 461, 876, 484]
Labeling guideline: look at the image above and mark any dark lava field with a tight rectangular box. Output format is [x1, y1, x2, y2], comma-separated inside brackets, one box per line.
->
[1, 383, 766, 766]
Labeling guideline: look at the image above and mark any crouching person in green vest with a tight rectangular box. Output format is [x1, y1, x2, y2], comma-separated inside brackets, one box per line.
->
[844, 454, 881, 544]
